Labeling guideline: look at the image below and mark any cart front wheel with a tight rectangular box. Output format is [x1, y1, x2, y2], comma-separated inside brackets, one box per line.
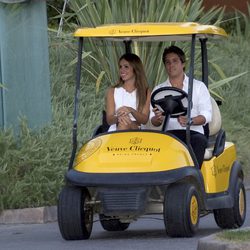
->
[164, 183, 200, 237]
[58, 186, 93, 240]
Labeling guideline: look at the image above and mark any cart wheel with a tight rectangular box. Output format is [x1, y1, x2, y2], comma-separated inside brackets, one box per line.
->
[164, 183, 200, 237]
[214, 178, 246, 229]
[58, 186, 93, 240]
[99, 214, 130, 231]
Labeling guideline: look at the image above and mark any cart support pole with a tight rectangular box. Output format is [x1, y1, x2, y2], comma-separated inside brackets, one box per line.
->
[68, 37, 83, 170]
[200, 38, 208, 87]
[200, 38, 210, 138]
[124, 40, 132, 53]
[186, 34, 199, 168]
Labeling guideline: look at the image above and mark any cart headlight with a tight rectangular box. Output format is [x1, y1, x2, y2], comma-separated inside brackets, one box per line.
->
[75, 138, 102, 164]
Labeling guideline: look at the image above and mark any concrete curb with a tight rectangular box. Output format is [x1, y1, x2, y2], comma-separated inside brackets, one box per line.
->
[0, 206, 57, 224]
[197, 229, 250, 250]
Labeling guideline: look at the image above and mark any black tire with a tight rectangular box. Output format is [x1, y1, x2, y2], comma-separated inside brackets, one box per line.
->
[213, 178, 246, 229]
[58, 186, 93, 240]
[164, 183, 200, 237]
[99, 214, 130, 231]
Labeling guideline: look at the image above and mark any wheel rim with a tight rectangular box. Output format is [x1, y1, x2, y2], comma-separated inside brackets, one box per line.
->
[84, 195, 93, 232]
[239, 188, 245, 218]
[190, 195, 198, 225]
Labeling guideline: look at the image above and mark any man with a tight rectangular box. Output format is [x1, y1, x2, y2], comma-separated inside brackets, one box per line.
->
[150, 46, 212, 167]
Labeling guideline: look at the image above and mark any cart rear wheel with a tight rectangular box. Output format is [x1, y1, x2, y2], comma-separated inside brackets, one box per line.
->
[58, 186, 93, 240]
[164, 183, 200, 237]
[213, 178, 246, 229]
[99, 214, 130, 231]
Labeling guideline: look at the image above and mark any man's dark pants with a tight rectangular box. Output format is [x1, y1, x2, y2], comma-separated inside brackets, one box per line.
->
[168, 129, 207, 168]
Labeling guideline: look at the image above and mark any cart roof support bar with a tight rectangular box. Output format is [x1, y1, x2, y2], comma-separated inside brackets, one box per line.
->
[186, 34, 199, 168]
[124, 40, 132, 53]
[200, 38, 208, 88]
[68, 37, 83, 170]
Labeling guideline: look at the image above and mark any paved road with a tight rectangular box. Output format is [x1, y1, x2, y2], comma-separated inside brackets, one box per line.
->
[0, 190, 249, 250]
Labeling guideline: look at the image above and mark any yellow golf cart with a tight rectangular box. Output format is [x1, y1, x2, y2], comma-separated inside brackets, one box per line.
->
[57, 22, 246, 240]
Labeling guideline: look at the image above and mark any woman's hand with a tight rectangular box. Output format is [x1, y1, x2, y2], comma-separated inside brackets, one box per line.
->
[116, 106, 132, 117]
[117, 106, 133, 126]
[117, 114, 132, 126]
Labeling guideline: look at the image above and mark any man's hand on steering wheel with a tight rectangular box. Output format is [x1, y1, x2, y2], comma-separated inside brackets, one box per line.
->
[178, 115, 188, 127]
[152, 107, 164, 124]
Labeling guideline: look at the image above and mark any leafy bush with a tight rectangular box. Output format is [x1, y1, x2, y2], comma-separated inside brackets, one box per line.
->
[0, 33, 107, 211]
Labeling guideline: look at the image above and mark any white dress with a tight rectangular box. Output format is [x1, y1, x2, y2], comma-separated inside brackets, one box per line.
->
[108, 87, 137, 132]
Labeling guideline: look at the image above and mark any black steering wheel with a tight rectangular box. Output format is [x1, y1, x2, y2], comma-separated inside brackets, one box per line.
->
[151, 87, 188, 118]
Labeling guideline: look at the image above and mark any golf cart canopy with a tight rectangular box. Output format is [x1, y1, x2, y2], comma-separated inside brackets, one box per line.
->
[74, 22, 227, 41]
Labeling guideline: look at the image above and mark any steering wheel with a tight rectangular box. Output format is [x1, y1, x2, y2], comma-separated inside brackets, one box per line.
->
[151, 87, 188, 118]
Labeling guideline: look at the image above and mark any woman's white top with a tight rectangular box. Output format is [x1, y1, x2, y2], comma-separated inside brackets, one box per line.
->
[108, 87, 137, 132]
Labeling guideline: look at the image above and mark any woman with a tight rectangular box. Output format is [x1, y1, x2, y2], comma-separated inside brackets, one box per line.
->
[106, 53, 151, 131]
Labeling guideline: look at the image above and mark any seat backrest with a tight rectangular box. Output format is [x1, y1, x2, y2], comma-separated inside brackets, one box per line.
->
[92, 110, 110, 137]
[204, 98, 224, 160]
[208, 98, 222, 136]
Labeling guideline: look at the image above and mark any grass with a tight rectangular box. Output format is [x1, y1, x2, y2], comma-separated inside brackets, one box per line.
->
[218, 229, 250, 242]
[0, 22, 250, 210]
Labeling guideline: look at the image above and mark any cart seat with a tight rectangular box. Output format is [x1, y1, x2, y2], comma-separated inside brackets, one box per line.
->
[92, 110, 110, 137]
[204, 98, 225, 160]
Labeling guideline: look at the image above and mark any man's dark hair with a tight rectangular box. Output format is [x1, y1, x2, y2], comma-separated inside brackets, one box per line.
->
[162, 45, 186, 65]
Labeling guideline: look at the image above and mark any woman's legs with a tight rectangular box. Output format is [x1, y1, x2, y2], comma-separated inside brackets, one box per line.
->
[117, 121, 139, 130]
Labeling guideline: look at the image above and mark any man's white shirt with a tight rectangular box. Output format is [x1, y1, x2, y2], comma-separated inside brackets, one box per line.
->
[150, 74, 212, 135]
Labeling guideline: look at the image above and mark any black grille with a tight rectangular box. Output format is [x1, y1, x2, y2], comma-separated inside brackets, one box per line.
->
[99, 188, 147, 216]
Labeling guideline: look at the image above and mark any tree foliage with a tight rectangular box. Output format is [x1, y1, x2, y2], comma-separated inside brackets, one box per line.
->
[64, 0, 225, 88]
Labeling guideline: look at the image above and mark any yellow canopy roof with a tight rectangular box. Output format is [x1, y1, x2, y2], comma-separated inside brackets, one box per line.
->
[74, 22, 227, 41]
